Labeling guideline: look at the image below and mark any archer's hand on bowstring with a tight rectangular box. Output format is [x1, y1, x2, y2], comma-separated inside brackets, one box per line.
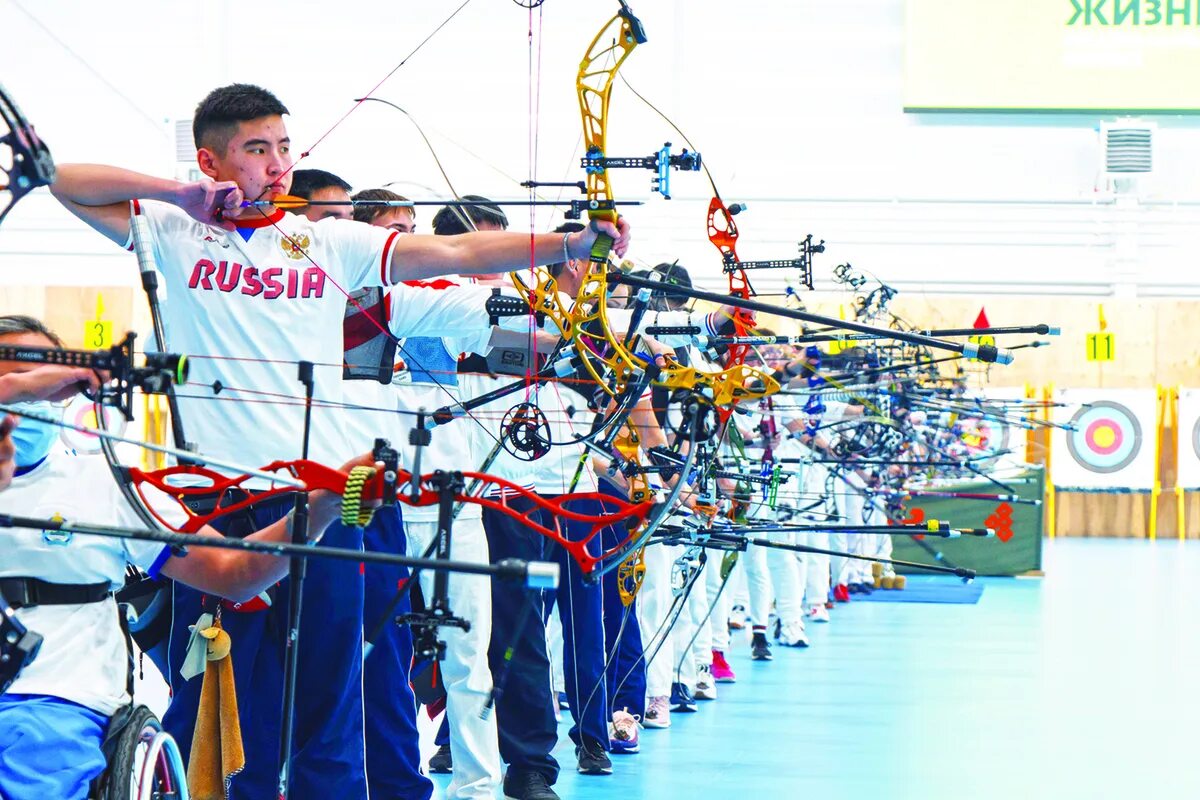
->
[173, 178, 244, 232]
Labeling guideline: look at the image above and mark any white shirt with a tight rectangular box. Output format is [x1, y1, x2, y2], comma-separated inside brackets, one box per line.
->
[386, 279, 542, 519]
[129, 201, 398, 471]
[528, 381, 597, 496]
[339, 279, 501, 463]
[0, 449, 186, 714]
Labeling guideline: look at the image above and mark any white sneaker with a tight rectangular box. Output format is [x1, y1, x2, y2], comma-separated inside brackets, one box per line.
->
[693, 664, 717, 700]
[644, 695, 671, 729]
[807, 604, 831, 624]
[779, 620, 810, 647]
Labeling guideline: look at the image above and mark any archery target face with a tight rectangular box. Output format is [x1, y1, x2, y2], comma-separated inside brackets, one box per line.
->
[1176, 388, 1200, 490]
[59, 397, 127, 453]
[1065, 400, 1142, 473]
[969, 403, 1011, 455]
[1192, 415, 1200, 463]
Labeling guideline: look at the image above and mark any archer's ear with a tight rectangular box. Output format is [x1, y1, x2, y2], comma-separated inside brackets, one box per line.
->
[196, 148, 220, 180]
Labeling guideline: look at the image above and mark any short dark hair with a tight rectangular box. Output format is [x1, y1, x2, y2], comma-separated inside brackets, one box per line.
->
[547, 221, 586, 278]
[290, 169, 352, 201]
[0, 315, 64, 348]
[650, 262, 691, 310]
[351, 188, 411, 225]
[432, 195, 508, 236]
[193, 84, 289, 154]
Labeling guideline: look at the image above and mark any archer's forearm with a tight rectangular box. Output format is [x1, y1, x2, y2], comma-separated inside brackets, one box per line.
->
[162, 506, 338, 602]
[51, 163, 182, 206]
[390, 231, 573, 282]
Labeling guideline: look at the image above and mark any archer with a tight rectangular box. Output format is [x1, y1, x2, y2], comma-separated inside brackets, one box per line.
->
[0, 314, 371, 800]
[47, 82, 630, 800]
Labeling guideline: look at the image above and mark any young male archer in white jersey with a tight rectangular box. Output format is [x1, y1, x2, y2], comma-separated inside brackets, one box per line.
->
[49, 83, 631, 800]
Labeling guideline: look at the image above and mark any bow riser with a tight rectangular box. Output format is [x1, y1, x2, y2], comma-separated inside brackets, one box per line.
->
[126, 459, 655, 577]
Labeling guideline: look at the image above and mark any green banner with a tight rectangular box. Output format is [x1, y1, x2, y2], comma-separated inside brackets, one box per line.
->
[891, 467, 1045, 577]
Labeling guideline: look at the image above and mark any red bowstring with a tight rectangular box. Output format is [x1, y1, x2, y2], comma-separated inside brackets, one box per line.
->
[263, 0, 475, 200]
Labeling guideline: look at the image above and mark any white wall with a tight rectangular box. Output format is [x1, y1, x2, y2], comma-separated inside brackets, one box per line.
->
[2, 0, 1199, 298]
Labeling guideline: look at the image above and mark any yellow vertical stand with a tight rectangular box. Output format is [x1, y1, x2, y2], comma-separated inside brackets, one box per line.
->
[141, 393, 167, 471]
[1173, 385, 1186, 541]
[1044, 383, 1056, 539]
[1149, 384, 1166, 541]
[1024, 382, 1036, 464]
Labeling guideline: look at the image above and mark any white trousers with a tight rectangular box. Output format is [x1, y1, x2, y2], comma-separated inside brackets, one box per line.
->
[708, 553, 735, 653]
[545, 607, 565, 695]
[743, 523, 804, 630]
[636, 543, 677, 697]
[403, 518, 501, 799]
[669, 551, 710, 687]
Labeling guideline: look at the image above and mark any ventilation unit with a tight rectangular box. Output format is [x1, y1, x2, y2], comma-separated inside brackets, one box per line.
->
[1101, 121, 1154, 176]
[173, 119, 200, 182]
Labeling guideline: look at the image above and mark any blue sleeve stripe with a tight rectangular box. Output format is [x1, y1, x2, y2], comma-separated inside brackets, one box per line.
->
[146, 546, 172, 579]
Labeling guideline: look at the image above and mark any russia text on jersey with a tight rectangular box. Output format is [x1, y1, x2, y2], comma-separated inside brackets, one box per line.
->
[188, 259, 326, 299]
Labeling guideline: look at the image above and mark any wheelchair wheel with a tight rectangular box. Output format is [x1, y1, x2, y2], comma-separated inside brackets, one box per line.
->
[97, 704, 189, 800]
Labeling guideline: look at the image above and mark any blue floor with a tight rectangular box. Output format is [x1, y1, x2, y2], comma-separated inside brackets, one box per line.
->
[434, 539, 1200, 799]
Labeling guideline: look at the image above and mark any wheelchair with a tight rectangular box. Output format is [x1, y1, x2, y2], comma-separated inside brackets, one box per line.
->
[90, 704, 189, 800]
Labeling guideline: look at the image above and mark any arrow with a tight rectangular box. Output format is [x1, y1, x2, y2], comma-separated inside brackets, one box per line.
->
[242, 194, 642, 214]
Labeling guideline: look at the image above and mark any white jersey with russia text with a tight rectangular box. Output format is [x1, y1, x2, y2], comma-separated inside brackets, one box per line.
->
[127, 201, 398, 471]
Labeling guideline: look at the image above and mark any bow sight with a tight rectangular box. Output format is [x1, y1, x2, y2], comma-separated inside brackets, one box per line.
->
[580, 141, 702, 200]
[0, 332, 188, 421]
[717, 206, 821, 291]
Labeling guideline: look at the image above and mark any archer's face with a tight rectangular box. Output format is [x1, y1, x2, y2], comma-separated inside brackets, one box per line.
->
[372, 208, 416, 233]
[302, 186, 353, 222]
[607, 284, 630, 309]
[198, 115, 293, 206]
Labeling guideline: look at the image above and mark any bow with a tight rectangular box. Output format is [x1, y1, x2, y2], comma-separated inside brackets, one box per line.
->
[0, 81, 56, 226]
[554, 2, 775, 412]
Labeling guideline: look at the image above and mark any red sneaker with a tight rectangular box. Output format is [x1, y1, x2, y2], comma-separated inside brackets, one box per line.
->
[833, 584, 851, 603]
[711, 649, 736, 683]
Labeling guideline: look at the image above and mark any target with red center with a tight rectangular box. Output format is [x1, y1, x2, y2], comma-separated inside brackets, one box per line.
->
[1065, 401, 1141, 473]
[972, 402, 1011, 455]
[1191, 415, 1200, 463]
[59, 396, 127, 453]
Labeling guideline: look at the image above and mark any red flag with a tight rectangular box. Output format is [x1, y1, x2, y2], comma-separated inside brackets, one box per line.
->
[973, 307, 990, 329]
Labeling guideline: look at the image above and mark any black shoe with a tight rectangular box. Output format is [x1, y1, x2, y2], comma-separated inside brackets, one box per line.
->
[751, 631, 773, 661]
[428, 743, 453, 774]
[576, 737, 613, 775]
[504, 771, 560, 800]
[670, 681, 697, 712]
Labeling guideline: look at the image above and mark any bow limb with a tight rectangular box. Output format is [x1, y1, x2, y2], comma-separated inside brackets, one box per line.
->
[592, 407, 701, 580]
[0, 81, 55, 227]
[124, 458, 654, 578]
[580, 45, 781, 406]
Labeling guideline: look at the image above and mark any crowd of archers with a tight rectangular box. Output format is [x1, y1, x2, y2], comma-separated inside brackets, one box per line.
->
[0, 27, 1054, 800]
